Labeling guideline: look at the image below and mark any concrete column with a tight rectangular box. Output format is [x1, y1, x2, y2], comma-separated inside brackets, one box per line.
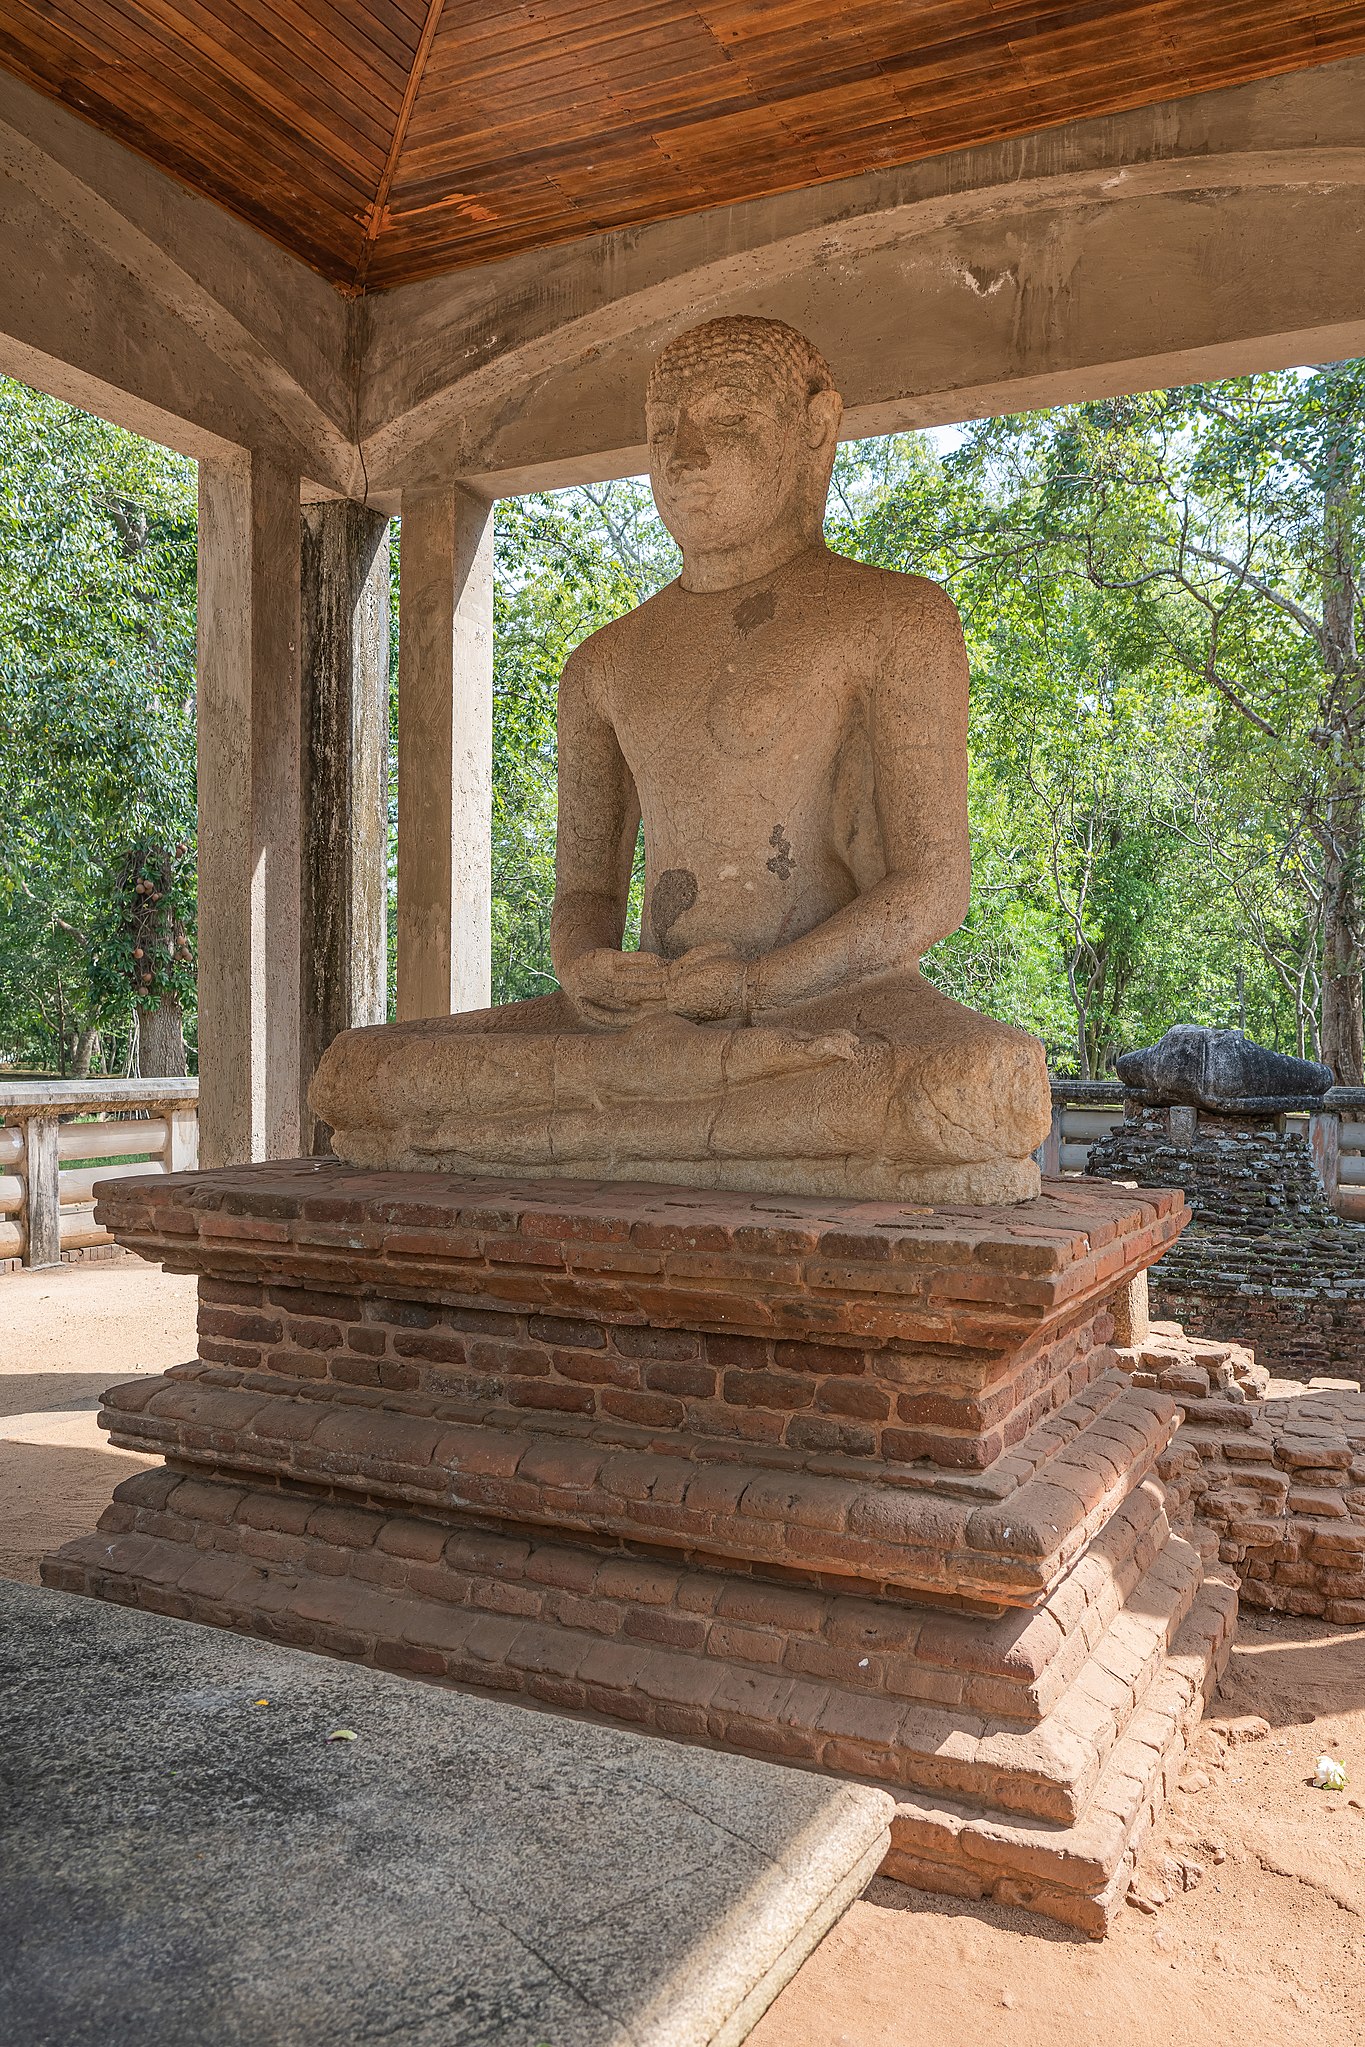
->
[300, 502, 391, 1152]
[196, 452, 303, 1167]
[396, 485, 493, 1022]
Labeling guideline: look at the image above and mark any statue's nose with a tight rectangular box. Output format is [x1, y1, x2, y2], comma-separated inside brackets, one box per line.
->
[670, 414, 711, 472]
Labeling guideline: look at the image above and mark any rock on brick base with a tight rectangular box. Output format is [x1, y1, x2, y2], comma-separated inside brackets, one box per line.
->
[45, 1161, 1233, 1935]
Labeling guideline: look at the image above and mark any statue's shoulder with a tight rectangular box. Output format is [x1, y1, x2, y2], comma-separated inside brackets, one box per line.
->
[821, 552, 962, 636]
[569, 580, 675, 663]
[560, 583, 672, 708]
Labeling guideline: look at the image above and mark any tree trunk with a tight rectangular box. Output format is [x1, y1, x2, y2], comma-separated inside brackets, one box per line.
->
[137, 993, 188, 1077]
[1319, 461, 1363, 1082]
[1320, 770, 1364, 1081]
[1321, 895, 1363, 1082]
[73, 1026, 101, 1077]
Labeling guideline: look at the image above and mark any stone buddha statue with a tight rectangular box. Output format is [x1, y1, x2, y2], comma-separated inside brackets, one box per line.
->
[313, 316, 1051, 1203]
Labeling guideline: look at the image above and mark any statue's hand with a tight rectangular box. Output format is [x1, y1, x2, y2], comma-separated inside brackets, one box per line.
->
[665, 943, 748, 1023]
[561, 948, 669, 1026]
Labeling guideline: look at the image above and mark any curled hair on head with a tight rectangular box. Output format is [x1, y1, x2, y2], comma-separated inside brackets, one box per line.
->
[647, 316, 837, 406]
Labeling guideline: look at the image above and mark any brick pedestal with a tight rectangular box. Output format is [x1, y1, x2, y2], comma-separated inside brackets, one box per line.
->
[45, 1163, 1235, 1935]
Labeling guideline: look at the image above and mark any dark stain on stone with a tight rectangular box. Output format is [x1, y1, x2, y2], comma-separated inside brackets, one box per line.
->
[732, 587, 777, 635]
[766, 824, 794, 882]
[651, 868, 699, 952]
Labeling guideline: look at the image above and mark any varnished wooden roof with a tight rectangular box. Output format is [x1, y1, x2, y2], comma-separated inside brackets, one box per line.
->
[5, 3, 1365, 293]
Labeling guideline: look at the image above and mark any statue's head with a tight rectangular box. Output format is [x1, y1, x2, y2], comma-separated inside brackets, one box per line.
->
[646, 317, 843, 564]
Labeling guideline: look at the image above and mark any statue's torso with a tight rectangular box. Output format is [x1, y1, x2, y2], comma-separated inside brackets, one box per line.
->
[595, 548, 910, 960]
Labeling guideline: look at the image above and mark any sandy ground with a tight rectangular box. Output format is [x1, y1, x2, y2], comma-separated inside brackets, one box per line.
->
[755, 1613, 1365, 2047]
[1, 1264, 1362, 2046]
[0, 1258, 196, 1582]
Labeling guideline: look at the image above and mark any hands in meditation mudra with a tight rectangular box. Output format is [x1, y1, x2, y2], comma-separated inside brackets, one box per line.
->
[313, 317, 1051, 1203]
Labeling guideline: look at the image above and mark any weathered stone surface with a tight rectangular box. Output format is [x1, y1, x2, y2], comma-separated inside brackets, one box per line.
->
[0, 1581, 892, 2047]
[1115, 1026, 1331, 1112]
[312, 317, 1051, 1204]
[93, 1160, 1190, 1362]
[49, 1466, 1206, 1823]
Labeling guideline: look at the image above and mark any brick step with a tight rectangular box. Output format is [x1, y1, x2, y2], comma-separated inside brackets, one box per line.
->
[45, 1476, 1204, 1824]
[52, 1466, 1172, 1724]
[881, 1569, 1238, 1934]
[100, 1364, 1178, 1606]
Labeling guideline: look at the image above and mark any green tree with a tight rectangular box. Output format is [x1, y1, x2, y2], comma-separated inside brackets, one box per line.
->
[991, 370, 1365, 1074]
[0, 380, 197, 1074]
[485, 483, 677, 999]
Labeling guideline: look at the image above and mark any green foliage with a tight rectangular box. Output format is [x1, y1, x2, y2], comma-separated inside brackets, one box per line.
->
[7, 363, 1362, 1087]
[0, 380, 197, 1072]
[486, 484, 677, 1000]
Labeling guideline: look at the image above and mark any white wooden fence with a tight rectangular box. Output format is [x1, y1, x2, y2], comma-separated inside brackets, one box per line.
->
[0, 1078, 198, 1269]
[1040, 1080, 1365, 1221]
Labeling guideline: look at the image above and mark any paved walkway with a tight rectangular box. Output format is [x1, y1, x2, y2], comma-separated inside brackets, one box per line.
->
[0, 1582, 892, 2046]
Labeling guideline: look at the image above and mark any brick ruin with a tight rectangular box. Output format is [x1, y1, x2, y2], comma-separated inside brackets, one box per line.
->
[1088, 1103, 1365, 1382]
[45, 1161, 1235, 1938]
[1120, 1324, 1365, 1625]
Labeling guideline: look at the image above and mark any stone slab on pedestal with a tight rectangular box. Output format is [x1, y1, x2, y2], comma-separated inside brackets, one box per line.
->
[46, 1161, 1233, 1935]
[0, 1581, 891, 2047]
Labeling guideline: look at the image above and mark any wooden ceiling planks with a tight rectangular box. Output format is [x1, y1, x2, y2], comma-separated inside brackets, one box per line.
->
[4, 0, 1365, 291]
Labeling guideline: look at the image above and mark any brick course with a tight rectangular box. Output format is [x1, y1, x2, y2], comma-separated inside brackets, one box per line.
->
[1089, 1104, 1365, 1381]
[1125, 1322, 1365, 1624]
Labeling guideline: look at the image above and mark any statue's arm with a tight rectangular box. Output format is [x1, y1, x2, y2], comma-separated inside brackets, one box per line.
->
[550, 639, 671, 1023]
[744, 577, 971, 1013]
[549, 641, 641, 969]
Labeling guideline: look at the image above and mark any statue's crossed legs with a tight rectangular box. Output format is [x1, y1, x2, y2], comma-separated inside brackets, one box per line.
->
[316, 968, 1051, 1204]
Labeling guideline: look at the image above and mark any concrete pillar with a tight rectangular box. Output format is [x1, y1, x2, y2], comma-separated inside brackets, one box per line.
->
[300, 502, 391, 1152]
[196, 452, 303, 1167]
[1310, 1108, 1341, 1208]
[396, 485, 493, 1022]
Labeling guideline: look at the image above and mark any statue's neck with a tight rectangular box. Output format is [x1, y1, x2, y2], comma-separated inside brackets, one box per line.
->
[678, 527, 826, 594]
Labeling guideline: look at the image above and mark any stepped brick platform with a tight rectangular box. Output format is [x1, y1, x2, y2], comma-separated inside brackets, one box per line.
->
[45, 1162, 1236, 1936]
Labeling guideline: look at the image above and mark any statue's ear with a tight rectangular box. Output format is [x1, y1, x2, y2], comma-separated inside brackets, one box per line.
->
[805, 387, 843, 449]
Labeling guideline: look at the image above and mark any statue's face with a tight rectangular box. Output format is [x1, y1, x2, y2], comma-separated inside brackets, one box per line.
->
[647, 357, 820, 556]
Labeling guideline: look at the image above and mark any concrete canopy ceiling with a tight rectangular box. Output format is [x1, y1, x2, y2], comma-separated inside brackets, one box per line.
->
[4, 3, 1365, 294]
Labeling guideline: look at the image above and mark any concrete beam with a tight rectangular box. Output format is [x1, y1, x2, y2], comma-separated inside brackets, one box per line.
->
[0, 72, 358, 493]
[196, 452, 304, 1167]
[300, 502, 392, 1154]
[6, 57, 1365, 504]
[395, 487, 493, 1023]
[359, 58, 1365, 497]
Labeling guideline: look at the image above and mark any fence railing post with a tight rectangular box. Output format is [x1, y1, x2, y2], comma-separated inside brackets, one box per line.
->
[1310, 1108, 1341, 1204]
[167, 1107, 199, 1174]
[22, 1113, 60, 1268]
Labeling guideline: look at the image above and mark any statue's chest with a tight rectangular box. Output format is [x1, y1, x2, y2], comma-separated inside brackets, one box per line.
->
[615, 606, 853, 781]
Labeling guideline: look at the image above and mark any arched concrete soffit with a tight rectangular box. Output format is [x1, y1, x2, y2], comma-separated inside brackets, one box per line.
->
[0, 72, 359, 492]
[361, 59, 1365, 499]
